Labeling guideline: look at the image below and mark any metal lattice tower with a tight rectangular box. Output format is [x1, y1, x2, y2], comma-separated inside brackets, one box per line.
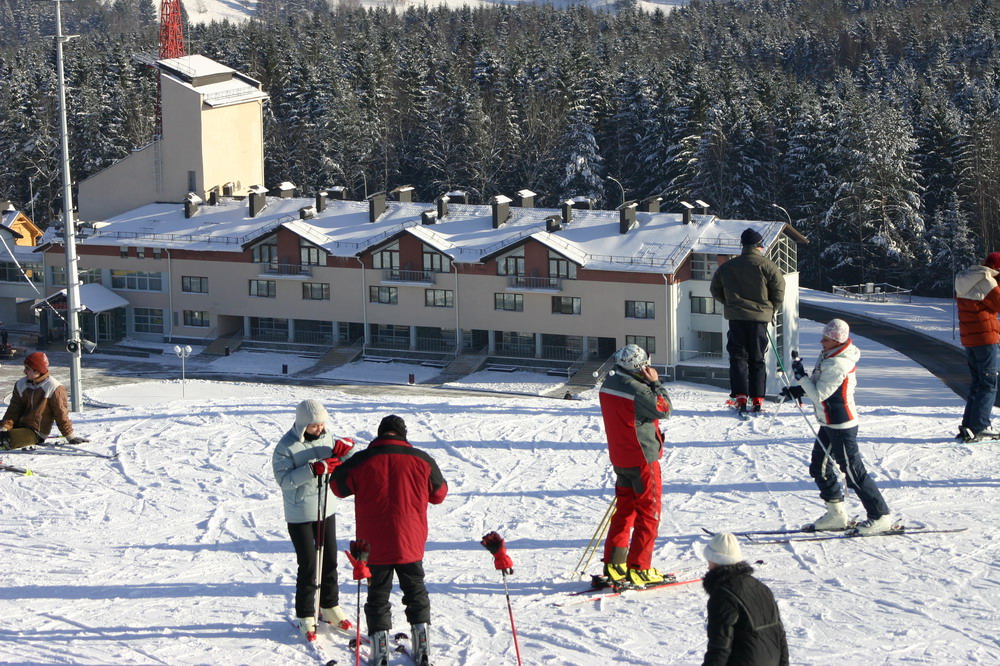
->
[158, 0, 185, 59]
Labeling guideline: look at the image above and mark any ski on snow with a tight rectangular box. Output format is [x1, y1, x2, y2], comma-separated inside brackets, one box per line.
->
[734, 525, 968, 545]
[701, 525, 859, 538]
[392, 632, 431, 666]
[0, 461, 42, 476]
[2, 443, 118, 459]
[286, 617, 340, 666]
[556, 569, 703, 607]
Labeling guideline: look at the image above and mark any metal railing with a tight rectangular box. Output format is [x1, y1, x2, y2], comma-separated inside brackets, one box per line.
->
[293, 330, 334, 345]
[507, 275, 562, 290]
[678, 349, 725, 362]
[832, 283, 912, 303]
[261, 262, 312, 277]
[494, 342, 536, 358]
[382, 269, 435, 284]
[368, 335, 410, 350]
[540, 344, 581, 361]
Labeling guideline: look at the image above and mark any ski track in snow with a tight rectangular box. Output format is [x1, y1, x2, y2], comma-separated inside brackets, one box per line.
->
[0, 361, 998, 664]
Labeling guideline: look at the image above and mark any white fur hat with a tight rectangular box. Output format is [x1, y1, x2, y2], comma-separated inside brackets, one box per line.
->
[703, 533, 743, 566]
[822, 318, 850, 344]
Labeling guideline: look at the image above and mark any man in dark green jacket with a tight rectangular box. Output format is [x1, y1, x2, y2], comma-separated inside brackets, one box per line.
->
[709, 228, 785, 413]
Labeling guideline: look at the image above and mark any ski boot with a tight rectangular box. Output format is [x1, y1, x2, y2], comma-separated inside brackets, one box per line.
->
[297, 616, 317, 642]
[319, 605, 353, 631]
[810, 499, 849, 531]
[410, 622, 430, 666]
[854, 515, 894, 536]
[368, 630, 389, 666]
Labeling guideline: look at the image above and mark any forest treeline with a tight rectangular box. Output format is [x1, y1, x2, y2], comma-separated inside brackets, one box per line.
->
[1, 0, 998, 293]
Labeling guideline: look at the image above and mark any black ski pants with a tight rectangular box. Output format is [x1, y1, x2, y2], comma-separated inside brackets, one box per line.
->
[809, 425, 890, 520]
[726, 319, 769, 399]
[288, 516, 339, 618]
[365, 561, 430, 634]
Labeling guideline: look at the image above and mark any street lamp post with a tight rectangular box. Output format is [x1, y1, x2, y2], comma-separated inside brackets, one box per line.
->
[771, 203, 793, 226]
[174, 345, 192, 397]
[606, 176, 625, 209]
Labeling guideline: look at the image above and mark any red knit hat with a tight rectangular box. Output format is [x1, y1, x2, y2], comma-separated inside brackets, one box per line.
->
[24, 351, 49, 375]
[984, 252, 1000, 270]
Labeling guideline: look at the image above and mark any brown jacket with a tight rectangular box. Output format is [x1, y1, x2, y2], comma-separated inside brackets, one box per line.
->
[1, 374, 74, 438]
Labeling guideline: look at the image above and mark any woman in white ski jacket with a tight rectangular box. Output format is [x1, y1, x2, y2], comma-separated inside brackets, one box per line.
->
[272, 399, 355, 639]
[782, 319, 892, 536]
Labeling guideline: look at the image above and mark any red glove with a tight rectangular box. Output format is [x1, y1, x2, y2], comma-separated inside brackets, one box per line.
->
[332, 437, 354, 458]
[311, 458, 342, 476]
[344, 539, 371, 580]
[480, 531, 514, 574]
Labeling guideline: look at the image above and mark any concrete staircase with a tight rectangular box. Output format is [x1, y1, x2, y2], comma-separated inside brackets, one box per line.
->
[315, 341, 364, 368]
[202, 331, 243, 357]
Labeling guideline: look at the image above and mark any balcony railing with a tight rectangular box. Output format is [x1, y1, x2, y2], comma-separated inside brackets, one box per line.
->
[383, 269, 435, 284]
[369, 335, 410, 350]
[293, 330, 335, 345]
[540, 344, 581, 361]
[494, 342, 537, 358]
[506, 275, 562, 291]
[260, 262, 312, 278]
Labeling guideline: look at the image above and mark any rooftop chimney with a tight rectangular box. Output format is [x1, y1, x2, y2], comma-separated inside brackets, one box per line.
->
[277, 181, 296, 198]
[368, 192, 386, 223]
[619, 201, 638, 234]
[421, 210, 437, 225]
[315, 191, 327, 213]
[696, 199, 711, 215]
[571, 196, 593, 210]
[447, 190, 468, 205]
[299, 206, 316, 220]
[545, 214, 562, 233]
[680, 201, 695, 225]
[223, 182, 236, 197]
[492, 195, 512, 229]
[327, 186, 348, 200]
[391, 185, 414, 203]
[436, 195, 449, 219]
[208, 187, 219, 206]
[640, 196, 662, 213]
[184, 193, 202, 219]
[248, 185, 268, 218]
[515, 189, 536, 208]
[561, 200, 573, 226]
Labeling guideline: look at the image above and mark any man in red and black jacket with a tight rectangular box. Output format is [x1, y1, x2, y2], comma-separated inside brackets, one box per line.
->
[331, 415, 447, 664]
[598, 344, 672, 589]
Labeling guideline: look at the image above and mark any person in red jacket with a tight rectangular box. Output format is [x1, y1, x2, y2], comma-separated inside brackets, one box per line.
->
[954, 252, 1000, 442]
[331, 415, 447, 666]
[598, 344, 672, 588]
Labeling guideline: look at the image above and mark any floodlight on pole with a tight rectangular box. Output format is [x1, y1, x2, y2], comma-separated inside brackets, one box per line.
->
[606, 175, 625, 209]
[174, 344, 192, 397]
[50, 0, 83, 412]
[771, 203, 793, 226]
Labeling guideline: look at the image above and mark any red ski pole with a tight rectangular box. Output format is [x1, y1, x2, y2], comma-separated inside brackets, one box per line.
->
[481, 531, 523, 666]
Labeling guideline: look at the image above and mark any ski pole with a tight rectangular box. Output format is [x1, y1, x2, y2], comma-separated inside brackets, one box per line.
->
[481, 532, 522, 666]
[759, 393, 788, 433]
[345, 540, 371, 666]
[573, 496, 616, 576]
[314, 471, 330, 622]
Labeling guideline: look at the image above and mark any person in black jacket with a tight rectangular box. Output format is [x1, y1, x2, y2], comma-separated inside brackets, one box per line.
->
[702, 533, 788, 666]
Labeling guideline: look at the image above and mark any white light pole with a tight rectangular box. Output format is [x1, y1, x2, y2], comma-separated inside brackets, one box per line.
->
[52, 0, 83, 412]
[174, 345, 192, 397]
[606, 175, 625, 209]
[772, 203, 793, 226]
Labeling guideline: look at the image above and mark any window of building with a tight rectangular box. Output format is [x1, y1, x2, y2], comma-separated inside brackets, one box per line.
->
[120, 247, 129, 259]
[690, 295, 721, 314]
[625, 300, 655, 319]
[548, 251, 576, 279]
[767, 235, 797, 275]
[182, 276, 208, 293]
[80, 268, 102, 284]
[187, 171, 197, 192]
[626, 335, 656, 354]
[300, 239, 323, 266]
[496, 248, 525, 276]
[249, 279, 276, 297]
[136, 247, 145, 259]
[133, 307, 164, 334]
[425, 289, 453, 307]
[495, 293, 523, 311]
[49, 266, 100, 286]
[153, 248, 162, 260]
[251, 239, 278, 264]
[302, 282, 330, 300]
[690, 253, 718, 280]
[183, 310, 210, 327]
[369, 286, 398, 304]
[111, 270, 163, 291]
[552, 296, 581, 315]
[423, 246, 452, 273]
[373, 242, 400, 270]
[0, 261, 42, 284]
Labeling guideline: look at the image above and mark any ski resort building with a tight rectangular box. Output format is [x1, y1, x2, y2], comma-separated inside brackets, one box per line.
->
[30, 55, 806, 393]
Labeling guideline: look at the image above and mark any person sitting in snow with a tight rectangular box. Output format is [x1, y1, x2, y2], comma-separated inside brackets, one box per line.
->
[701, 533, 788, 666]
[0, 352, 87, 449]
[780, 319, 893, 535]
[598, 343, 673, 588]
[331, 415, 448, 666]
[272, 399, 356, 641]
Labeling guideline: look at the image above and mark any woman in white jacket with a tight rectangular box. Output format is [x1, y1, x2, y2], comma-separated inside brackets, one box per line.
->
[781, 319, 892, 536]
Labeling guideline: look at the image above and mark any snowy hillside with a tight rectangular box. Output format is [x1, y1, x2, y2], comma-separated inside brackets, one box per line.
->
[0, 319, 997, 664]
[181, 0, 687, 25]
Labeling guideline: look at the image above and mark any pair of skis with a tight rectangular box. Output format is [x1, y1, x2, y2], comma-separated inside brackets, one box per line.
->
[2, 441, 117, 459]
[556, 568, 704, 607]
[702, 525, 968, 545]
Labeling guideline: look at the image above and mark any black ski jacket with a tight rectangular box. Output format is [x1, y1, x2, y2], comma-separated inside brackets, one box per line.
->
[702, 562, 788, 666]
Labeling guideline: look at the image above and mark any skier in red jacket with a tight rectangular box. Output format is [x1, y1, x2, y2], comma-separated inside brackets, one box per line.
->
[331, 415, 447, 666]
[598, 344, 672, 588]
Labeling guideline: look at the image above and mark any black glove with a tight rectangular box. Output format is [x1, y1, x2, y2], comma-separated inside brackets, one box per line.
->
[66, 436, 89, 445]
[780, 385, 805, 400]
[791, 357, 807, 380]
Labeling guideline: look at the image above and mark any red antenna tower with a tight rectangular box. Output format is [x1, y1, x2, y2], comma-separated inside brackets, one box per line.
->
[159, 0, 185, 59]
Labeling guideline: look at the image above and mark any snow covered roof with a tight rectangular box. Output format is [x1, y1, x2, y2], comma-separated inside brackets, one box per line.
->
[157, 55, 268, 108]
[34, 282, 130, 314]
[67, 196, 798, 274]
